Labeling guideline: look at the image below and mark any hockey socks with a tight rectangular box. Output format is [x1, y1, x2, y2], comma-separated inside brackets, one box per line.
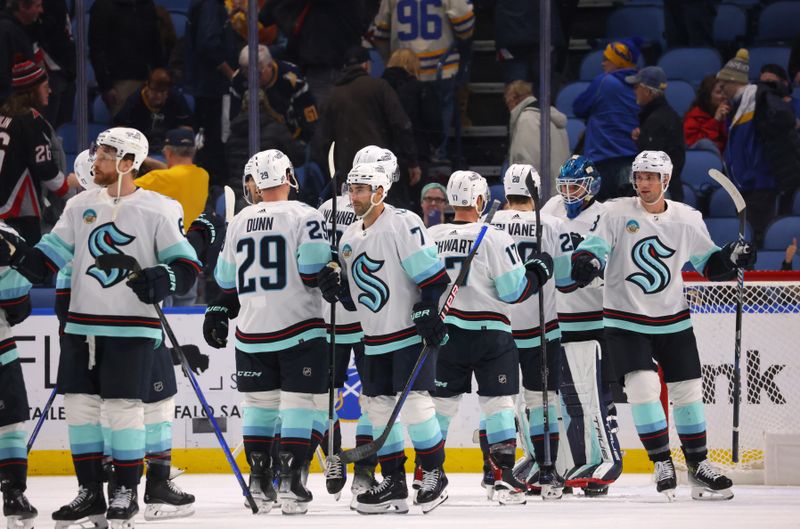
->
[407, 416, 445, 469]
[242, 405, 279, 466]
[375, 423, 405, 474]
[631, 401, 671, 462]
[66, 395, 106, 486]
[0, 426, 27, 490]
[485, 409, 516, 445]
[144, 402, 173, 474]
[355, 413, 377, 467]
[528, 405, 559, 466]
[674, 401, 708, 463]
[278, 394, 315, 469]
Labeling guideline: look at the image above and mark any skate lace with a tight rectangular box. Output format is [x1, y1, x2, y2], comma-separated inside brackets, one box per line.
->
[420, 468, 441, 492]
[68, 487, 92, 509]
[110, 486, 134, 509]
[695, 460, 723, 481]
[369, 477, 394, 495]
[326, 457, 343, 480]
[654, 461, 675, 482]
[165, 480, 186, 496]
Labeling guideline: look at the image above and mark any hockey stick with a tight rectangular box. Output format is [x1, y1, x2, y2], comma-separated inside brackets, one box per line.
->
[95, 254, 259, 513]
[525, 171, 552, 467]
[326, 142, 338, 472]
[336, 199, 501, 465]
[707, 168, 747, 463]
[26, 386, 58, 453]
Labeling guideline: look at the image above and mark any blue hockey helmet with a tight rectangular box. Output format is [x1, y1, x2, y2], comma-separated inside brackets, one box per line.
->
[557, 155, 601, 219]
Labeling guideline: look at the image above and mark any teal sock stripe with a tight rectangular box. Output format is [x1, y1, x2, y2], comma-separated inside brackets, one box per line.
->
[631, 401, 668, 435]
[486, 409, 516, 444]
[69, 423, 104, 455]
[407, 416, 443, 451]
[374, 423, 404, 457]
[280, 408, 313, 440]
[673, 401, 706, 435]
[102, 425, 111, 457]
[435, 413, 453, 440]
[0, 430, 27, 461]
[312, 409, 327, 435]
[243, 406, 279, 438]
[356, 413, 373, 437]
[145, 421, 172, 454]
[528, 405, 558, 436]
[111, 427, 145, 461]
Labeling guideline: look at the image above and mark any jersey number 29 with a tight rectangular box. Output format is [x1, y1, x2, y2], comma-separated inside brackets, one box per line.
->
[237, 236, 286, 293]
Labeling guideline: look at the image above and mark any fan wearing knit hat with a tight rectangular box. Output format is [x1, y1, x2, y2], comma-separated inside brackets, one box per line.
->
[716, 49, 750, 101]
[1, 61, 50, 116]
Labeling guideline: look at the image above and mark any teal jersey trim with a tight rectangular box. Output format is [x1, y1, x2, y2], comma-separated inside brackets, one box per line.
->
[494, 266, 527, 303]
[297, 241, 331, 275]
[326, 331, 365, 345]
[444, 315, 512, 333]
[690, 246, 721, 275]
[158, 239, 201, 267]
[235, 327, 327, 353]
[401, 246, 445, 285]
[0, 349, 19, 366]
[214, 258, 237, 290]
[56, 265, 73, 288]
[554, 254, 573, 287]
[364, 334, 421, 356]
[579, 234, 612, 267]
[513, 327, 562, 349]
[65, 323, 164, 345]
[559, 320, 604, 333]
[37, 232, 75, 269]
[604, 317, 693, 335]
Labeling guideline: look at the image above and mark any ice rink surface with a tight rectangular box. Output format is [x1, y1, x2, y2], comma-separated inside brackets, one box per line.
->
[26, 473, 800, 529]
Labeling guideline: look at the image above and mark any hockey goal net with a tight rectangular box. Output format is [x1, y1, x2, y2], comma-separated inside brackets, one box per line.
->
[669, 271, 800, 483]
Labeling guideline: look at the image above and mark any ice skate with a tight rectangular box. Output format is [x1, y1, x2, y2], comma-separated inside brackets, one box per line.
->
[277, 452, 311, 515]
[355, 469, 409, 515]
[489, 443, 526, 505]
[688, 459, 734, 501]
[245, 451, 276, 513]
[106, 486, 138, 529]
[325, 454, 346, 499]
[143, 478, 195, 520]
[350, 465, 379, 510]
[538, 466, 564, 501]
[654, 459, 677, 502]
[415, 467, 448, 513]
[481, 464, 496, 501]
[52, 484, 108, 529]
[3, 488, 37, 529]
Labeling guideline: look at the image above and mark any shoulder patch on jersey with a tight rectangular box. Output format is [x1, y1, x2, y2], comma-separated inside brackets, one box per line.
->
[626, 219, 640, 233]
[83, 209, 97, 224]
[342, 243, 352, 259]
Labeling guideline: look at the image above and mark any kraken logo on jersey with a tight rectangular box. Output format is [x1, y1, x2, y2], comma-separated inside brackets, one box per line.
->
[352, 252, 389, 313]
[86, 222, 136, 288]
[626, 236, 675, 294]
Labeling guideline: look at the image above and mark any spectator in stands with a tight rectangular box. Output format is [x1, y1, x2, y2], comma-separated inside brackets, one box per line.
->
[114, 68, 193, 154]
[573, 39, 640, 200]
[0, 0, 39, 105]
[782, 237, 797, 270]
[759, 64, 800, 126]
[185, 0, 241, 186]
[627, 66, 686, 201]
[38, 0, 75, 129]
[505, 79, 569, 197]
[373, 0, 474, 164]
[420, 182, 448, 227]
[683, 74, 730, 154]
[717, 49, 800, 246]
[0, 61, 71, 244]
[315, 46, 419, 200]
[89, 0, 164, 117]
[235, 44, 319, 143]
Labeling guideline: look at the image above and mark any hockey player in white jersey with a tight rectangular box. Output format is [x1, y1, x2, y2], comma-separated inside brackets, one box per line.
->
[572, 150, 754, 501]
[0, 222, 36, 529]
[429, 171, 553, 505]
[0, 127, 202, 528]
[203, 149, 331, 515]
[317, 161, 452, 514]
[541, 155, 623, 496]
[317, 146, 398, 502]
[490, 164, 572, 500]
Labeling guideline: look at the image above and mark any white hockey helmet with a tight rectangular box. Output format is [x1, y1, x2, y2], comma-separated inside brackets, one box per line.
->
[73, 149, 99, 190]
[447, 170, 489, 213]
[352, 145, 400, 182]
[631, 150, 672, 205]
[347, 161, 393, 195]
[504, 163, 539, 198]
[93, 127, 149, 172]
[245, 149, 297, 192]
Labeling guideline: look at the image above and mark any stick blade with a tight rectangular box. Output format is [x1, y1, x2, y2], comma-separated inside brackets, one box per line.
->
[707, 169, 746, 214]
[223, 186, 236, 224]
[327, 141, 336, 180]
[95, 254, 140, 272]
[338, 443, 377, 465]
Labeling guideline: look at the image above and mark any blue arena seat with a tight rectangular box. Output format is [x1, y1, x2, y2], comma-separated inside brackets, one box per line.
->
[606, 6, 667, 51]
[658, 48, 721, 86]
[708, 187, 738, 217]
[763, 216, 800, 251]
[665, 79, 695, 117]
[555, 82, 590, 118]
[755, 250, 790, 270]
[681, 150, 724, 194]
[92, 95, 111, 125]
[705, 217, 752, 247]
[756, 1, 800, 44]
[682, 184, 697, 209]
[170, 11, 188, 39]
[747, 47, 791, 80]
[489, 184, 506, 205]
[714, 4, 747, 45]
[566, 118, 585, 152]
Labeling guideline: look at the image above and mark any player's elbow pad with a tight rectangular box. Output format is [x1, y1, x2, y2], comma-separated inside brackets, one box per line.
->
[703, 250, 737, 282]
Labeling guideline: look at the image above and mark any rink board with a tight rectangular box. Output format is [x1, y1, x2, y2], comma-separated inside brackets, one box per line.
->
[15, 309, 795, 475]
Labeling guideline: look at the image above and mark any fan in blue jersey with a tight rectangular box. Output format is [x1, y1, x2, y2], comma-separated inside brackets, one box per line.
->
[204, 149, 331, 515]
[541, 155, 623, 496]
[571, 150, 755, 501]
[317, 161, 452, 514]
[0, 127, 201, 529]
[429, 170, 552, 506]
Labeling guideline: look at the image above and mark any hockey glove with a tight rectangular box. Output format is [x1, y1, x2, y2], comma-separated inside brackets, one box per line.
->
[525, 252, 554, 286]
[411, 300, 448, 347]
[571, 251, 602, 287]
[171, 344, 210, 374]
[126, 265, 176, 304]
[203, 306, 230, 348]
[721, 241, 757, 270]
[0, 295, 31, 326]
[318, 262, 341, 303]
[0, 230, 27, 268]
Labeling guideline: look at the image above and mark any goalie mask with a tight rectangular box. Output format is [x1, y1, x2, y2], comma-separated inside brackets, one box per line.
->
[242, 149, 297, 203]
[352, 145, 400, 183]
[630, 150, 672, 205]
[447, 170, 489, 214]
[504, 163, 539, 199]
[74, 149, 100, 190]
[557, 155, 601, 219]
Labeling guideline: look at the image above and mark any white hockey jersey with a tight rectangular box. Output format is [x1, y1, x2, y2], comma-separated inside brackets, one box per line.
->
[428, 221, 528, 333]
[339, 205, 447, 355]
[490, 209, 572, 349]
[215, 200, 331, 353]
[373, 0, 475, 81]
[0, 222, 31, 367]
[37, 188, 200, 341]
[541, 196, 607, 340]
[318, 195, 363, 345]
[576, 198, 720, 335]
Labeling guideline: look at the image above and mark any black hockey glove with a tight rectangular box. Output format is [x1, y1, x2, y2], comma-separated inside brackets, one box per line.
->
[126, 265, 175, 304]
[171, 344, 210, 374]
[0, 230, 27, 268]
[411, 300, 448, 347]
[571, 251, 602, 287]
[720, 241, 757, 270]
[203, 306, 230, 349]
[1, 295, 31, 326]
[318, 262, 341, 303]
[525, 252, 554, 287]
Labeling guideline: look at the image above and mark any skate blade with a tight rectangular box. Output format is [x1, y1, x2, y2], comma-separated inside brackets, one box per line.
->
[243, 496, 276, 514]
[691, 486, 734, 501]
[168, 466, 186, 480]
[661, 489, 677, 502]
[495, 489, 526, 505]
[333, 491, 342, 502]
[108, 519, 135, 529]
[55, 514, 110, 529]
[540, 485, 564, 501]
[356, 499, 409, 515]
[6, 514, 36, 529]
[420, 490, 449, 514]
[280, 500, 309, 515]
[144, 502, 195, 520]
[482, 483, 495, 501]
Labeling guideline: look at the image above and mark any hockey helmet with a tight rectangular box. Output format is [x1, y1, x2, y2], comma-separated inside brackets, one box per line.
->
[245, 149, 297, 193]
[73, 149, 99, 190]
[347, 161, 393, 195]
[447, 170, 489, 214]
[504, 164, 539, 198]
[92, 127, 149, 172]
[352, 145, 400, 183]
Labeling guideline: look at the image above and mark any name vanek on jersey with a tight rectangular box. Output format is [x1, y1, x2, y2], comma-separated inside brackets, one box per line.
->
[215, 200, 331, 353]
[541, 196, 607, 339]
[339, 205, 447, 355]
[37, 188, 200, 341]
[0, 222, 31, 366]
[428, 222, 529, 333]
[490, 209, 572, 348]
[576, 197, 720, 334]
[318, 195, 362, 344]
